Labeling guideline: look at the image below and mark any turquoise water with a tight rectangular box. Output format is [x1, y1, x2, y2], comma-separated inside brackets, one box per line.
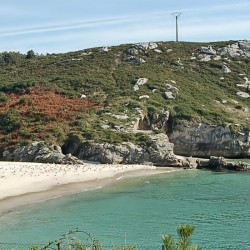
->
[0, 164, 250, 249]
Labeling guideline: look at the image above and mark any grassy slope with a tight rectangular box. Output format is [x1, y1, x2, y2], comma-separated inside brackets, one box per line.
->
[0, 41, 249, 149]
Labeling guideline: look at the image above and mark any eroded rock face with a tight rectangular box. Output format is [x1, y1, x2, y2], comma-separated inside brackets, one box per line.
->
[135, 109, 170, 131]
[168, 122, 250, 157]
[74, 133, 180, 166]
[2, 141, 83, 164]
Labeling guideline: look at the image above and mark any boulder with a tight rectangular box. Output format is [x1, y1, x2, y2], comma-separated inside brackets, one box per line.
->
[100, 125, 110, 130]
[133, 78, 148, 91]
[222, 65, 231, 73]
[200, 46, 217, 55]
[237, 91, 250, 98]
[112, 114, 129, 120]
[198, 54, 212, 61]
[125, 56, 146, 63]
[99, 47, 110, 52]
[236, 83, 250, 91]
[133, 85, 140, 91]
[154, 49, 162, 53]
[165, 83, 179, 93]
[136, 78, 148, 85]
[165, 91, 175, 100]
[218, 47, 243, 57]
[139, 95, 150, 100]
[135, 42, 158, 50]
[213, 55, 221, 61]
[126, 48, 139, 55]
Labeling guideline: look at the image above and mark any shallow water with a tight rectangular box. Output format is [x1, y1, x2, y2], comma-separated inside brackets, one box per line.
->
[0, 162, 250, 249]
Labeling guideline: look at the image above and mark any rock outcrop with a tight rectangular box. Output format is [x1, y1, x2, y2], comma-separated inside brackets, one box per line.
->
[168, 122, 250, 158]
[197, 156, 249, 171]
[64, 133, 181, 166]
[1, 134, 183, 166]
[135, 108, 170, 131]
[196, 41, 250, 60]
[2, 141, 83, 164]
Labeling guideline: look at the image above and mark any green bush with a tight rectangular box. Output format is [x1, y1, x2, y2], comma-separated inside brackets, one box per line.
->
[18, 97, 31, 105]
[162, 225, 202, 250]
[0, 92, 8, 103]
[0, 109, 21, 134]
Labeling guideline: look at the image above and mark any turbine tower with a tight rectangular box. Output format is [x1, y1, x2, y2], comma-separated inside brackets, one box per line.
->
[171, 12, 182, 42]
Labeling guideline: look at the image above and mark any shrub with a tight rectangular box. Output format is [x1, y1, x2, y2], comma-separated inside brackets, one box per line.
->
[0, 109, 21, 134]
[0, 92, 8, 103]
[162, 224, 202, 250]
[18, 97, 31, 105]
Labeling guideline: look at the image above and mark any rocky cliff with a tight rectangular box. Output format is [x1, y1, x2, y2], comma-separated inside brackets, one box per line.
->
[2, 141, 83, 164]
[62, 133, 181, 166]
[2, 134, 182, 166]
[168, 121, 250, 158]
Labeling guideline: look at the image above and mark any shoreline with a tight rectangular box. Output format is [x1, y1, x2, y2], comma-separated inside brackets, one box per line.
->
[0, 161, 181, 215]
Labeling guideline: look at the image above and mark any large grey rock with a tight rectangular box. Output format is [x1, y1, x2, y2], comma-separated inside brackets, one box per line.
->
[135, 42, 158, 50]
[125, 56, 146, 63]
[237, 91, 250, 98]
[133, 78, 149, 91]
[222, 65, 231, 73]
[133, 85, 140, 91]
[126, 48, 139, 55]
[198, 54, 212, 61]
[165, 83, 179, 93]
[136, 78, 148, 86]
[218, 46, 243, 57]
[236, 83, 250, 91]
[200, 46, 217, 55]
[154, 49, 162, 53]
[165, 91, 175, 100]
[169, 122, 250, 158]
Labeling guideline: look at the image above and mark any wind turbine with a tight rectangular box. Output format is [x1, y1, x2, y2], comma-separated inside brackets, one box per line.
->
[171, 12, 182, 42]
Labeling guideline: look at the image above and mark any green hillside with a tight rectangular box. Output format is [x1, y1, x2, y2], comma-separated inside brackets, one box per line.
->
[0, 41, 249, 150]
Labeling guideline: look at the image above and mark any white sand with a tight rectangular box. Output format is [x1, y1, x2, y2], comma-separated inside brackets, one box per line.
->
[0, 161, 178, 202]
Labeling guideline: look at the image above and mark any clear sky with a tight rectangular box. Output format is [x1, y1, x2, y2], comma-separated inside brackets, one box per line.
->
[0, 0, 249, 54]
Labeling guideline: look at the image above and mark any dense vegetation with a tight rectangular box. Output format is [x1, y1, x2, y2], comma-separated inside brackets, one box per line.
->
[0, 41, 249, 150]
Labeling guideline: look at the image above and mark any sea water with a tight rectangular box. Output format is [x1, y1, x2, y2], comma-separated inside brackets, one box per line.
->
[0, 162, 249, 249]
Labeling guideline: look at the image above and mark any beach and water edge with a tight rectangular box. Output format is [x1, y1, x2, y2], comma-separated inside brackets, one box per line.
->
[0, 161, 182, 215]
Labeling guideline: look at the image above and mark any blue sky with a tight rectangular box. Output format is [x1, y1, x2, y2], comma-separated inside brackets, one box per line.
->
[0, 0, 249, 54]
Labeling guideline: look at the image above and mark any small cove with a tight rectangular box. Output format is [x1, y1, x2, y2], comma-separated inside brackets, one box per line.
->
[0, 161, 249, 249]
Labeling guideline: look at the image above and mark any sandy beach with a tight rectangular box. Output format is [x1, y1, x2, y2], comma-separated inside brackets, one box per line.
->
[0, 161, 179, 213]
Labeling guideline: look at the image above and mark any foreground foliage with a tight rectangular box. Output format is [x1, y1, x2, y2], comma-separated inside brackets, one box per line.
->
[162, 225, 201, 250]
[29, 225, 201, 250]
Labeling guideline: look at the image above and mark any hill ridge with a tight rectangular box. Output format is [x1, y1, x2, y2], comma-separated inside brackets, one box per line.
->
[0, 40, 249, 159]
